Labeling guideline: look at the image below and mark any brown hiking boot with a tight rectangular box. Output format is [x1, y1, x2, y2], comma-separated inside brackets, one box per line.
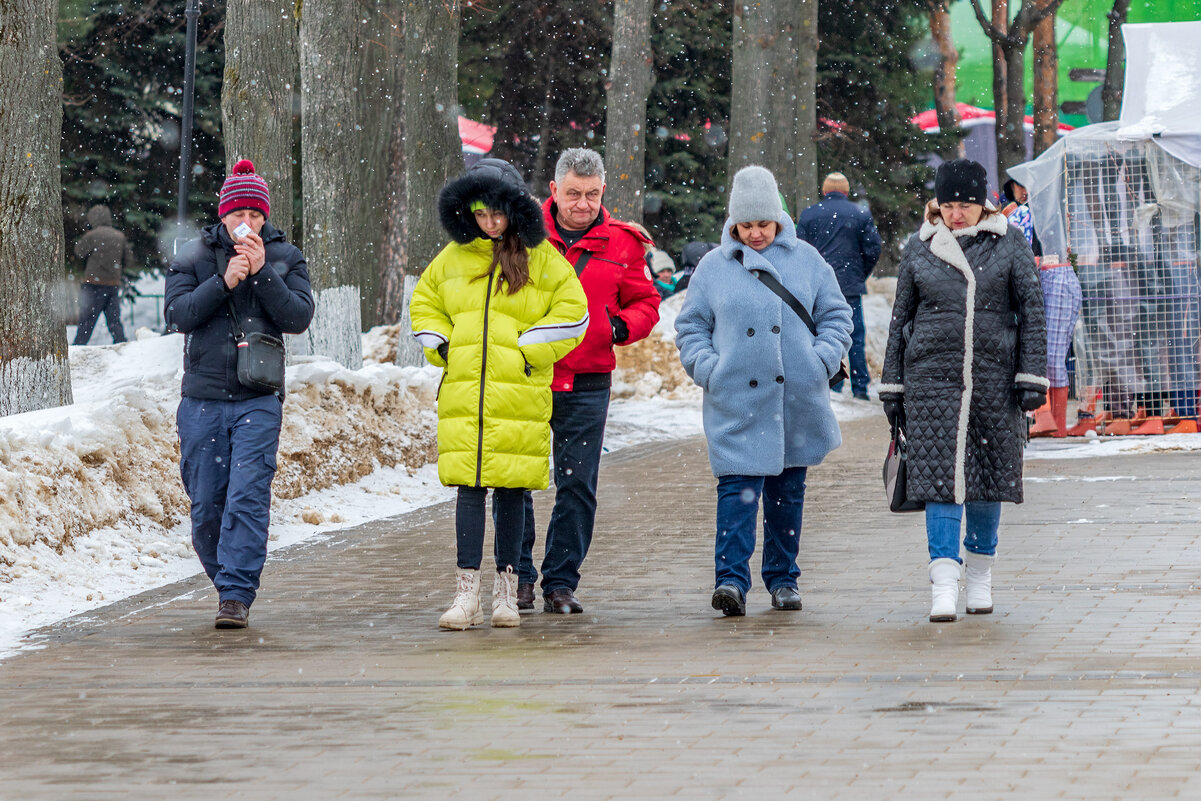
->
[516, 583, 535, 611]
[215, 600, 249, 629]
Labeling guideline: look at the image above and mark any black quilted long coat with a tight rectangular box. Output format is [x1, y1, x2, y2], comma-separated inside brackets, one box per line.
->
[879, 211, 1047, 504]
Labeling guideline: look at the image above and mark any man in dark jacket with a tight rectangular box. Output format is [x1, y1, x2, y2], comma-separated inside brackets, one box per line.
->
[796, 173, 882, 399]
[72, 204, 136, 345]
[164, 160, 314, 629]
[504, 147, 661, 614]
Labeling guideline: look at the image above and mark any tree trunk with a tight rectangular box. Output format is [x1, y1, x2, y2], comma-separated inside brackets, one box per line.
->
[793, 0, 818, 214]
[998, 42, 1028, 180]
[1102, 0, 1130, 121]
[1031, 0, 1058, 156]
[990, 0, 1008, 156]
[402, 0, 462, 292]
[297, 0, 364, 369]
[927, 0, 962, 144]
[0, 0, 73, 415]
[730, 0, 798, 196]
[222, 0, 298, 241]
[603, 0, 653, 224]
[376, 8, 407, 329]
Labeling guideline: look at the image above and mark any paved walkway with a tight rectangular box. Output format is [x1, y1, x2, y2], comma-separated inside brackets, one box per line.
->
[2, 416, 1200, 800]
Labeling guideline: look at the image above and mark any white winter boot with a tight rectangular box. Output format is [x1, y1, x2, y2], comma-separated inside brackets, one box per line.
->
[491, 567, 521, 628]
[928, 558, 961, 622]
[964, 551, 995, 614]
[438, 568, 483, 630]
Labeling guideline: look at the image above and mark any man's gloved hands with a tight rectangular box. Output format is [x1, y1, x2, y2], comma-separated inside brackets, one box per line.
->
[610, 315, 630, 344]
[1017, 387, 1046, 412]
[882, 398, 903, 428]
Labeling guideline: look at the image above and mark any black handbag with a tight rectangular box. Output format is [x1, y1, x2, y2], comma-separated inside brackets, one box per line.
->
[215, 247, 287, 394]
[883, 419, 924, 513]
[751, 265, 850, 389]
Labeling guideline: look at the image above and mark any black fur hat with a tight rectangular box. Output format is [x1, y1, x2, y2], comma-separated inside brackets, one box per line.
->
[935, 158, 988, 206]
[437, 158, 546, 248]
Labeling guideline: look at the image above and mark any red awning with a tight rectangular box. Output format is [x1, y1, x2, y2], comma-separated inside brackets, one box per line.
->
[458, 116, 496, 155]
[911, 102, 1073, 134]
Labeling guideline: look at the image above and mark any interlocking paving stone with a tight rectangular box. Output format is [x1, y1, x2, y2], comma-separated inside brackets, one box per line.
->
[1, 417, 1200, 799]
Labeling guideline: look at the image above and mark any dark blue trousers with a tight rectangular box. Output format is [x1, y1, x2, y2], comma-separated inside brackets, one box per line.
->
[714, 467, 808, 594]
[501, 387, 610, 592]
[830, 295, 867, 397]
[177, 395, 282, 607]
[74, 284, 126, 345]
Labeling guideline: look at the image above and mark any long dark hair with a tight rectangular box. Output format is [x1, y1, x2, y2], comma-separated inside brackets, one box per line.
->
[482, 227, 530, 295]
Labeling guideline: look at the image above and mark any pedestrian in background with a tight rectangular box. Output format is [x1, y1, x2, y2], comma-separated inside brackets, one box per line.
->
[73, 204, 136, 345]
[796, 172, 882, 400]
[879, 159, 1047, 623]
[165, 160, 314, 629]
[676, 166, 852, 617]
[411, 158, 588, 631]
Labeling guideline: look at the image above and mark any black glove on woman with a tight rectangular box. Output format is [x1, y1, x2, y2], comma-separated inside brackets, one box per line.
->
[1017, 387, 1046, 412]
[882, 398, 903, 428]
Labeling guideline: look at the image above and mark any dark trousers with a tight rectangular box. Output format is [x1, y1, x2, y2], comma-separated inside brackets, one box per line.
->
[177, 395, 282, 608]
[74, 283, 126, 345]
[501, 387, 610, 591]
[831, 295, 867, 396]
[714, 467, 808, 594]
[457, 486, 525, 572]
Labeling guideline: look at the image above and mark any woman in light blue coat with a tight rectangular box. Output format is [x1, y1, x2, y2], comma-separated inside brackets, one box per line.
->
[676, 166, 853, 617]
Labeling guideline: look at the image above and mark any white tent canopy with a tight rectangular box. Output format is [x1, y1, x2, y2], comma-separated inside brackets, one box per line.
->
[1116, 21, 1201, 168]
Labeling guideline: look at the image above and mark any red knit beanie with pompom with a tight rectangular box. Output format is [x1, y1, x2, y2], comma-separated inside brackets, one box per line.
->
[218, 159, 271, 218]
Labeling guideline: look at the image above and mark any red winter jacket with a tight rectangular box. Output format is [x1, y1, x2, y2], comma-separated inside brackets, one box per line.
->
[543, 200, 661, 391]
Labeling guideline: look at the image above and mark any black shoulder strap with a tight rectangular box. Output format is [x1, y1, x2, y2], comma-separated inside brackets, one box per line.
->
[213, 245, 246, 341]
[735, 248, 818, 337]
[572, 250, 592, 277]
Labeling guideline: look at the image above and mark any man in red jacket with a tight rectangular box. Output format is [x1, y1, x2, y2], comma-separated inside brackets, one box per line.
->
[505, 147, 661, 614]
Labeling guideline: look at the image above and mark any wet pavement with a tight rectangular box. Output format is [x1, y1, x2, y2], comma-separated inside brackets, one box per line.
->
[1, 414, 1200, 799]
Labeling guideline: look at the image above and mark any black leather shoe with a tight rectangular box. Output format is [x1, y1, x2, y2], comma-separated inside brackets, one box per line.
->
[711, 584, 746, 617]
[770, 585, 803, 610]
[215, 600, 249, 629]
[516, 583, 535, 611]
[544, 588, 583, 614]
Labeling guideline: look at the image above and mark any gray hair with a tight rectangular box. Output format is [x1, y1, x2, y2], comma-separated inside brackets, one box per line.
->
[554, 148, 605, 184]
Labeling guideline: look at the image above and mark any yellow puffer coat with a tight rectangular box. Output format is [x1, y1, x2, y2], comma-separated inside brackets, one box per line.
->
[411, 237, 588, 489]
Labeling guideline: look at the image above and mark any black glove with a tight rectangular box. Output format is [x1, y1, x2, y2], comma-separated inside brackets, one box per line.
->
[610, 315, 630, 344]
[1017, 387, 1046, 412]
[882, 398, 903, 428]
[436, 342, 449, 362]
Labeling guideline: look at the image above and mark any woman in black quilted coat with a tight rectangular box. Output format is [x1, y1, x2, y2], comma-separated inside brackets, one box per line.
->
[879, 160, 1047, 624]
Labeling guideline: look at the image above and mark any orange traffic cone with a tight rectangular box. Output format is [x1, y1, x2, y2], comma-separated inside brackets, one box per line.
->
[1168, 418, 1200, 434]
[1102, 419, 1132, 436]
[1028, 396, 1057, 437]
[1132, 416, 1165, 435]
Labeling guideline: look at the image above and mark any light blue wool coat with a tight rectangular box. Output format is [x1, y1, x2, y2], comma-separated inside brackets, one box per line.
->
[675, 212, 853, 477]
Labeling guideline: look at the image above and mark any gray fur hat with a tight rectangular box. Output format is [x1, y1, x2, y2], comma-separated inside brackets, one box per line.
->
[727, 165, 783, 224]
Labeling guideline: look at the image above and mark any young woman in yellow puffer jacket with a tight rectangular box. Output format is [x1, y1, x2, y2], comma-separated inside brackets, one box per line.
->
[410, 158, 588, 631]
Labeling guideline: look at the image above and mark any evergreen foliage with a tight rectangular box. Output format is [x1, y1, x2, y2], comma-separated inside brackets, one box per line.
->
[59, 0, 226, 270]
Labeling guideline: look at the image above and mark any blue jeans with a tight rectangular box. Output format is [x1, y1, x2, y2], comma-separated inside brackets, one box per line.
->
[74, 284, 126, 345]
[504, 387, 610, 591]
[926, 501, 1001, 562]
[831, 295, 867, 396]
[177, 395, 282, 607]
[714, 467, 807, 594]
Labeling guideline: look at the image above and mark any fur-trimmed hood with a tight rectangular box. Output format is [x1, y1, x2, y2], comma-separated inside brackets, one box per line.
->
[437, 158, 546, 248]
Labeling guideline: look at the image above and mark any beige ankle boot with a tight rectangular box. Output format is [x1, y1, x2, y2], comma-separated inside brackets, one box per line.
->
[439, 568, 483, 630]
[491, 567, 521, 628]
[964, 551, 995, 614]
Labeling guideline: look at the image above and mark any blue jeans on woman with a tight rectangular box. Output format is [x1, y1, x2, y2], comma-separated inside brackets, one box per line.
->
[926, 501, 1001, 562]
[715, 467, 807, 594]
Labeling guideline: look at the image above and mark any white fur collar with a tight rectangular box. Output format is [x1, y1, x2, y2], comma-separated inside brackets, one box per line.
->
[919, 210, 1008, 277]
[918, 206, 1007, 242]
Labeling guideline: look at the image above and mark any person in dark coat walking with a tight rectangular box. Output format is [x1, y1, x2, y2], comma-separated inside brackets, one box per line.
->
[796, 173, 882, 399]
[164, 160, 314, 629]
[879, 159, 1047, 624]
[72, 204, 136, 345]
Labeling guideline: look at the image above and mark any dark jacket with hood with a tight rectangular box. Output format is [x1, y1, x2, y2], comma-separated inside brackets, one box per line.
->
[164, 221, 314, 401]
[879, 211, 1047, 505]
[795, 192, 882, 297]
[74, 205, 136, 286]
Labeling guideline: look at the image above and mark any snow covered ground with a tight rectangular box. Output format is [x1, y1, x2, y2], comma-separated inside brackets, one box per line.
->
[5, 283, 1196, 660]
